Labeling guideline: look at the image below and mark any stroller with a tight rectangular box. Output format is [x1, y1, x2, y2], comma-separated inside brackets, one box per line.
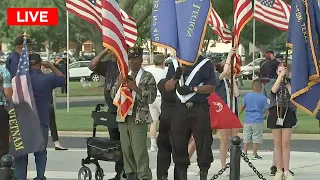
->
[78, 104, 126, 180]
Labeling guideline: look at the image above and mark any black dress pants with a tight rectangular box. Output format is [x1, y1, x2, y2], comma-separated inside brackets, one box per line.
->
[49, 107, 59, 142]
[0, 106, 9, 160]
[171, 103, 213, 172]
[105, 89, 124, 174]
[109, 127, 124, 174]
[157, 104, 178, 179]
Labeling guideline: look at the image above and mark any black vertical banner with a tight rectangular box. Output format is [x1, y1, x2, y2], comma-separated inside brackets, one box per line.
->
[7, 101, 44, 158]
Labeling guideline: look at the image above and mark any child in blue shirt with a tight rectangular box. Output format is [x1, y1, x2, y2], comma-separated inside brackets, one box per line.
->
[239, 79, 268, 160]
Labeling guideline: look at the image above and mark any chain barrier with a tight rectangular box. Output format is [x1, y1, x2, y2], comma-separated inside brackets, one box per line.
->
[241, 152, 267, 180]
[209, 163, 230, 180]
[209, 150, 267, 180]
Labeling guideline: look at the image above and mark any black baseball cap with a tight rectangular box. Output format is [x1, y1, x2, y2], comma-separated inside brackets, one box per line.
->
[128, 47, 143, 58]
[29, 54, 42, 63]
[15, 35, 36, 46]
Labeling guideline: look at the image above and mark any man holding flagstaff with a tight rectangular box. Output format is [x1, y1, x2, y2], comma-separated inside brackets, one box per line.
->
[111, 47, 157, 180]
[165, 55, 216, 180]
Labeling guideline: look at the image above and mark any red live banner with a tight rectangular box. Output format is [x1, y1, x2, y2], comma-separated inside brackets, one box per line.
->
[7, 8, 58, 26]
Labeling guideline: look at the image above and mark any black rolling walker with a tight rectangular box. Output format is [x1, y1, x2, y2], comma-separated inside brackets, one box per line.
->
[78, 104, 126, 180]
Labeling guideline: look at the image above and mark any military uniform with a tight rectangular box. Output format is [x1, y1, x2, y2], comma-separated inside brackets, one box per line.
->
[167, 57, 215, 179]
[156, 78, 177, 180]
[111, 49, 157, 180]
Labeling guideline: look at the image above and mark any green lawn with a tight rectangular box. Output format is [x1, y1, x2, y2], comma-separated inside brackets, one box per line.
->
[56, 103, 320, 134]
[55, 81, 104, 97]
[55, 80, 253, 97]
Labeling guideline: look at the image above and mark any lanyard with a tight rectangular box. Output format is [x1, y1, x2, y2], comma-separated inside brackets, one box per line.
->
[276, 88, 288, 121]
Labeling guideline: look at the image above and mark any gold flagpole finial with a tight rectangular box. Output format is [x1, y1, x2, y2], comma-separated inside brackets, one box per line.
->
[23, 30, 28, 39]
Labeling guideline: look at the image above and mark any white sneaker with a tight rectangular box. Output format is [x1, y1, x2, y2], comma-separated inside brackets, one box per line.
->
[149, 145, 157, 152]
[284, 171, 294, 180]
[274, 171, 283, 180]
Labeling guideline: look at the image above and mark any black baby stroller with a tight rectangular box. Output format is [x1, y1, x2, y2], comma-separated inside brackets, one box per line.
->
[78, 104, 126, 180]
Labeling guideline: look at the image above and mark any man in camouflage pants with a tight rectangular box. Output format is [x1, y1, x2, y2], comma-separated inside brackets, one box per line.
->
[111, 47, 157, 180]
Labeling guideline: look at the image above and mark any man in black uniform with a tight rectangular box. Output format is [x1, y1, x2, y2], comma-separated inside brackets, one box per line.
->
[165, 56, 215, 180]
[88, 49, 123, 180]
[259, 50, 280, 84]
[156, 65, 181, 180]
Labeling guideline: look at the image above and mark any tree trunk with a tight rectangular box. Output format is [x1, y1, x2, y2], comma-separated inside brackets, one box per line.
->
[74, 41, 81, 58]
[44, 38, 51, 61]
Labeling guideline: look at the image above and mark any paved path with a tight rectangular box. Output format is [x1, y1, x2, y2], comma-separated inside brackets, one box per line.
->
[26, 149, 320, 180]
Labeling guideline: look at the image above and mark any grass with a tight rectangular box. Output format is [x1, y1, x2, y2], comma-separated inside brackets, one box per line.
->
[56, 100, 320, 134]
[55, 81, 104, 97]
[55, 80, 253, 97]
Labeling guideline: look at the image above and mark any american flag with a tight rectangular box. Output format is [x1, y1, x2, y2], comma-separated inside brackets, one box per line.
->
[66, 0, 137, 47]
[233, 0, 253, 75]
[254, 0, 291, 31]
[12, 39, 35, 108]
[102, 0, 133, 120]
[208, 8, 232, 43]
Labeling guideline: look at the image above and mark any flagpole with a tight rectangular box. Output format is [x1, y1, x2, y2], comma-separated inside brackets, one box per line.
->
[230, 1, 236, 109]
[66, 11, 70, 113]
[252, 0, 256, 79]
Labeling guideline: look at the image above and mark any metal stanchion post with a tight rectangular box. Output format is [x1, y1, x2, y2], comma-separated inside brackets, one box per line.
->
[0, 155, 14, 180]
[229, 136, 241, 180]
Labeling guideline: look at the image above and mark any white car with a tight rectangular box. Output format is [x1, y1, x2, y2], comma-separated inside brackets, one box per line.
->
[240, 58, 265, 79]
[69, 61, 100, 81]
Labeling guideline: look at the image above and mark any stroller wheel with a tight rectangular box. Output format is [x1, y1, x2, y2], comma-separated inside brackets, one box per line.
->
[78, 166, 92, 180]
[120, 170, 127, 180]
[95, 167, 104, 180]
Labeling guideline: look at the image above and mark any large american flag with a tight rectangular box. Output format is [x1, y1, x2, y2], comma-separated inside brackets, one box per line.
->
[66, 0, 137, 47]
[12, 39, 35, 108]
[102, 0, 133, 120]
[208, 8, 232, 43]
[233, 0, 253, 75]
[254, 0, 291, 31]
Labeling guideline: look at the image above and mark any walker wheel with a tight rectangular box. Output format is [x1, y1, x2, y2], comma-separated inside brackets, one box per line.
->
[78, 166, 92, 180]
[95, 167, 104, 180]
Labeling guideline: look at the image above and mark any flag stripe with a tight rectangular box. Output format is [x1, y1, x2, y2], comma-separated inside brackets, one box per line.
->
[208, 8, 232, 43]
[234, 0, 253, 74]
[254, 0, 291, 31]
[66, 0, 137, 47]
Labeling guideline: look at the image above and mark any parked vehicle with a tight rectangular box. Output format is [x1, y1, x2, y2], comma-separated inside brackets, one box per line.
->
[69, 61, 100, 81]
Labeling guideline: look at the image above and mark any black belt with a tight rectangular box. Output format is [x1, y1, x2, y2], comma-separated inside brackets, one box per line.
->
[180, 102, 206, 108]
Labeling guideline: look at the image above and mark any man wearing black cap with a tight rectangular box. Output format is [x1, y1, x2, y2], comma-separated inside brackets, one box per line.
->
[165, 55, 215, 180]
[111, 47, 157, 180]
[6, 35, 35, 77]
[14, 54, 65, 180]
[259, 50, 280, 83]
[88, 49, 123, 180]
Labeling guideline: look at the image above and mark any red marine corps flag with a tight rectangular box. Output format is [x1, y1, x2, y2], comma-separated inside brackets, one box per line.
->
[208, 93, 243, 129]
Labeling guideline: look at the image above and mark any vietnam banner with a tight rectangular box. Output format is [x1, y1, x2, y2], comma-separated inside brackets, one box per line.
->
[208, 93, 243, 129]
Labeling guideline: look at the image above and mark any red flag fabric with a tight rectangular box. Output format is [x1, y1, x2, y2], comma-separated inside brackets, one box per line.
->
[208, 93, 243, 129]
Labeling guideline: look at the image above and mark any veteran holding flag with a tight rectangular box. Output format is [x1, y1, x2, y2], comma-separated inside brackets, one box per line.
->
[111, 47, 157, 180]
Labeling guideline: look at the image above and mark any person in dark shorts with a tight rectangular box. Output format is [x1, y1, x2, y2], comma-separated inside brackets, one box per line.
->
[88, 49, 123, 180]
[265, 64, 296, 180]
[0, 66, 13, 160]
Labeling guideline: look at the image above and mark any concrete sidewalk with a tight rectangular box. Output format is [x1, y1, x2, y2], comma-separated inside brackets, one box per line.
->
[27, 150, 320, 179]
[56, 130, 320, 140]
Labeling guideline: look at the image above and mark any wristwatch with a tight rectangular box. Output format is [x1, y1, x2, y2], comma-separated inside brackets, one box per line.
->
[193, 87, 198, 93]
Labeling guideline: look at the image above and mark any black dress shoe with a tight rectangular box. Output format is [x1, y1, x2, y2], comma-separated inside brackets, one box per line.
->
[55, 147, 68, 151]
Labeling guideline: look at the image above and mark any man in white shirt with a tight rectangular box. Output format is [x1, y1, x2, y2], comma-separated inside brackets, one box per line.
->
[146, 54, 168, 152]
